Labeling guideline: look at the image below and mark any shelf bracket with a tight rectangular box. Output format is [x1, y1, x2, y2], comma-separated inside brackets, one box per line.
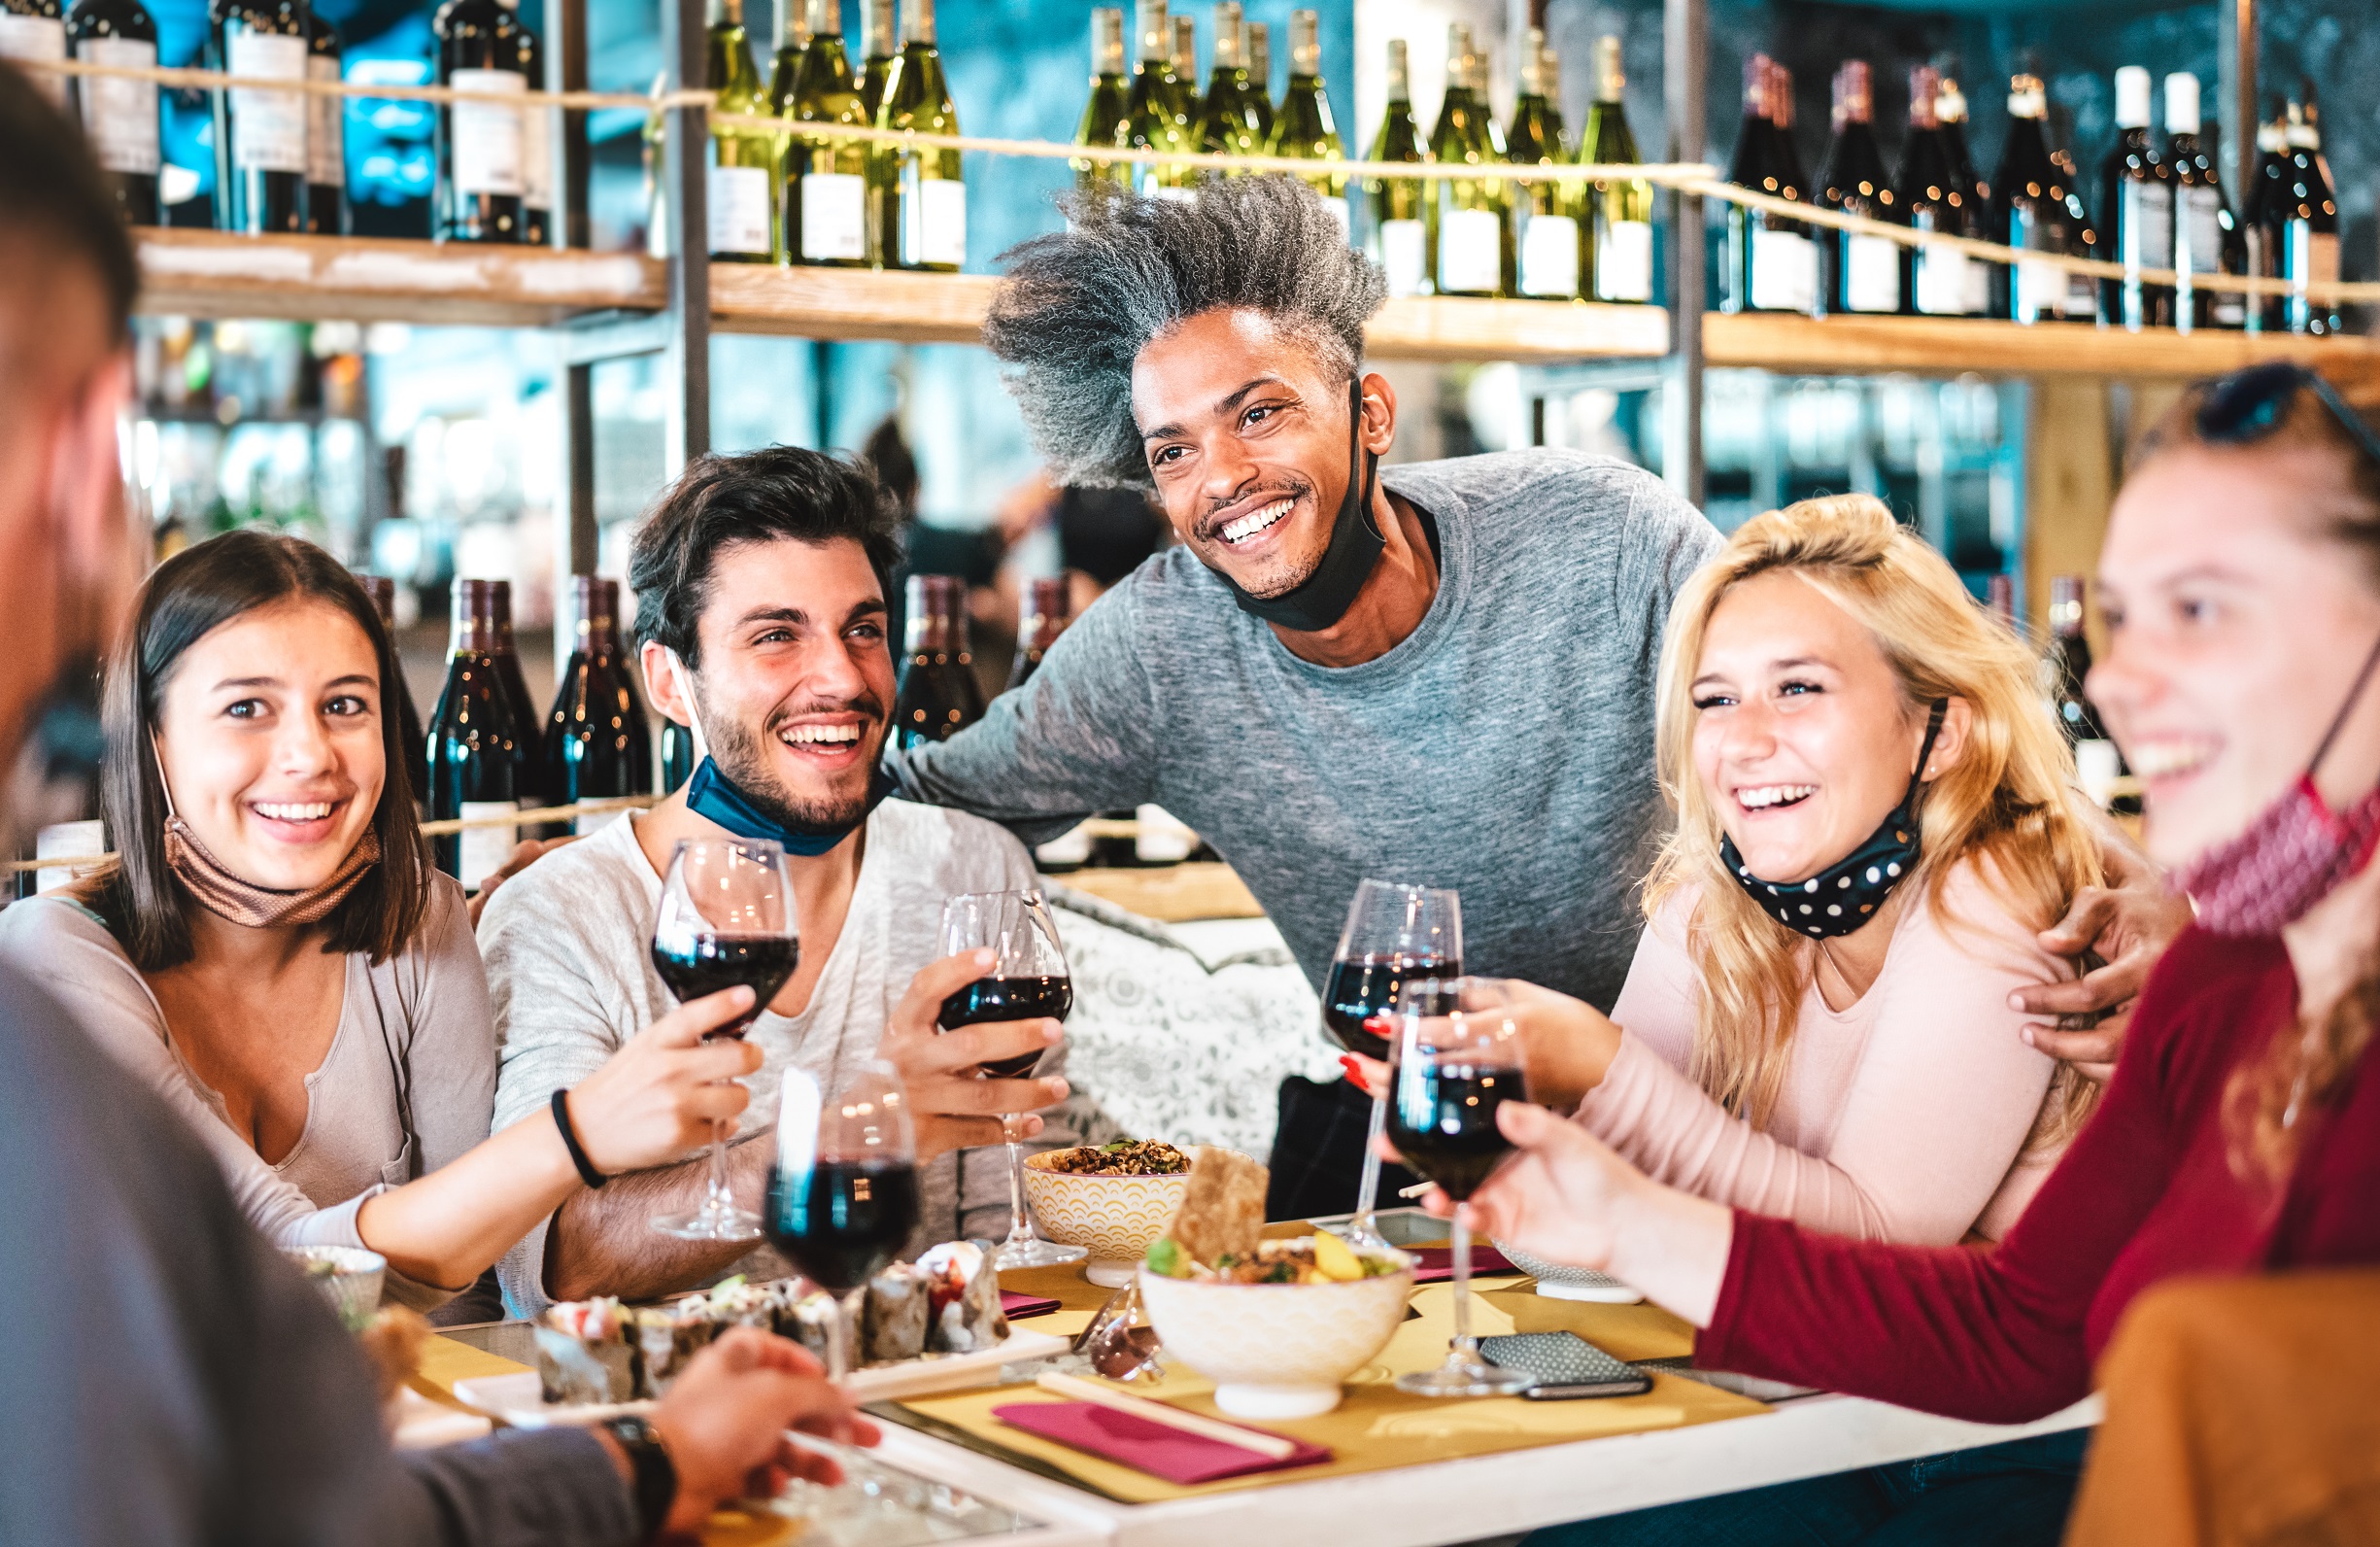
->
[1664, 0, 1707, 509]
[661, 0, 713, 478]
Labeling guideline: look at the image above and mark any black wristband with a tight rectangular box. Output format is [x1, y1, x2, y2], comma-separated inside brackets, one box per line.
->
[552, 1085, 608, 1188]
[600, 1414, 678, 1541]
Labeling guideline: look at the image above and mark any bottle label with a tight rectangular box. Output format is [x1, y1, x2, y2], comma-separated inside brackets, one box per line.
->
[2016, 257, 2064, 322]
[78, 36, 160, 175]
[1438, 206, 1502, 294]
[798, 170, 866, 260]
[1750, 227, 1815, 314]
[1594, 218, 1652, 301]
[521, 94, 552, 210]
[2065, 270, 2098, 321]
[227, 32, 309, 173]
[1962, 240, 1991, 315]
[457, 801, 520, 892]
[1916, 245, 1972, 317]
[0, 15, 67, 110]
[902, 174, 966, 267]
[1379, 217, 1427, 297]
[1844, 232, 1900, 312]
[1517, 212, 1579, 298]
[2120, 180, 2171, 271]
[708, 160, 773, 255]
[2183, 186, 2222, 273]
[306, 54, 344, 186]
[2303, 229, 2339, 286]
[1317, 194, 1349, 244]
[449, 68, 526, 195]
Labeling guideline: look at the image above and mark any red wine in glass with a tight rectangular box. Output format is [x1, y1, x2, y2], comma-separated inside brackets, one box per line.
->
[650, 934, 800, 1040]
[765, 1157, 921, 1294]
[937, 974, 1073, 1078]
[1386, 1061, 1524, 1202]
[1322, 954, 1460, 1057]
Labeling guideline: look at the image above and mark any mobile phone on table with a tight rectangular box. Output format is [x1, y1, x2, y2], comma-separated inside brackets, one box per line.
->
[1478, 1331, 1653, 1399]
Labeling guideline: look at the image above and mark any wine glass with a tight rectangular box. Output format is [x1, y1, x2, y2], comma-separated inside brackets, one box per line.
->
[648, 837, 800, 1242]
[765, 1061, 920, 1381]
[1387, 977, 1534, 1398]
[937, 889, 1085, 1269]
[1322, 879, 1462, 1250]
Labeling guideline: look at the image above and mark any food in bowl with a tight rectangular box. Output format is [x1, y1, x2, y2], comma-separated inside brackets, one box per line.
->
[1039, 1139, 1191, 1175]
[1022, 1143, 1202, 1288]
[1144, 1230, 1402, 1284]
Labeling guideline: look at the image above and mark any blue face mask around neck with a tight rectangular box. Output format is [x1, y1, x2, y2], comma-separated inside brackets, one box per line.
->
[682, 754, 897, 858]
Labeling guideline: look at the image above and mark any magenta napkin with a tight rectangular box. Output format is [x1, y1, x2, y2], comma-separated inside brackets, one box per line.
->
[1000, 1289, 1063, 1320]
[1409, 1244, 1514, 1283]
[992, 1401, 1331, 1484]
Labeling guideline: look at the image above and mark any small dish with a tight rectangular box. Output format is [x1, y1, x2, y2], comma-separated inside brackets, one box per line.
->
[1137, 1241, 1413, 1419]
[1020, 1152, 1194, 1288]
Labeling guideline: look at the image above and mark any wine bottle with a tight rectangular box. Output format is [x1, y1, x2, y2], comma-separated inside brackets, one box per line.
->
[302, 6, 345, 234]
[1243, 18, 1270, 141]
[1071, 6, 1131, 194]
[2162, 74, 2240, 332]
[856, 0, 894, 120]
[479, 578, 544, 829]
[511, 0, 550, 246]
[544, 576, 654, 835]
[1269, 9, 1344, 238]
[1170, 14, 1199, 129]
[427, 578, 522, 890]
[434, 0, 527, 243]
[2099, 64, 2173, 331]
[892, 574, 986, 752]
[2241, 110, 2289, 335]
[706, 0, 776, 263]
[1198, 2, 1260, 167]
[65, 0, 161, 224]
[765, 0, 807, 120]
[2049, 575, 2121, 807]
[356, 573, 428, 805]
[1992, 73, 2090, 325]
[1765, 61, 1810, 210]
[2280, 99, 2340, 337]
[1816, 59, 1899, 316]
[1896, 66, 1975, 319]
[786, 0, 867, 266]
[1581, 35, 1651, 305]
[1007, 575, 1071, 690]
[1933, 76, 1990, 316]
[1721, 52, 1814, 315]
[0, 0, 67, 113]
[660, 719, 697, 794]
[1428, 24, 1509, 298]
[871, 0, 963, 272]
[210, 0, 308, 234]
[1365, 37, 1429, 297]
[1124, 0, 1195, 201]
[1508, 30, 1575, 300]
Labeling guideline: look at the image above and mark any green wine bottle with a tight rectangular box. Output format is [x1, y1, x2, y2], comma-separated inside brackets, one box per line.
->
[1429, 23, 1510, 297]
[1366, 36, 1429, 295]
[1072, 6, 1131, 193]
[1199, 2, 1261, 168]
[1268, 8, 1345, 237]
[1244, 19, 1272, 141]
[785, 0, 867, 265]
[1124, 0, 1196, 200]
[1171, 14, 1201, 131]
[870, 0, 963, 271]
[705, 0, 776, 262]
[857, 0, 895, 120]
[765, 0, 807, 122]
[1581, 34, 1653, 303]
[1509, 28, 1577, 298]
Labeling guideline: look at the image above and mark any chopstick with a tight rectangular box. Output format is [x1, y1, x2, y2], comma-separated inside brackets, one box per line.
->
[1034, 1371, 1300, 1460]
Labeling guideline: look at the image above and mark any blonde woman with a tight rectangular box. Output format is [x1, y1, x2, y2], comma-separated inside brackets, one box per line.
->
[1375, 494, 2102, 1244]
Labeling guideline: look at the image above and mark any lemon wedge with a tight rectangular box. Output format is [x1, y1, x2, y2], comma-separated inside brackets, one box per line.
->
[1312, 1231, 1365, 1283]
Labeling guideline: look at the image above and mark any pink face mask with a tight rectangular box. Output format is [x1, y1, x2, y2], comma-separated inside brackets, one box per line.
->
[2172, 637, 2380, 938]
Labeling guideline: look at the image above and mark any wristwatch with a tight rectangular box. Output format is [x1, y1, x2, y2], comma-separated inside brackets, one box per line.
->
[599, 1414, 679, 1541]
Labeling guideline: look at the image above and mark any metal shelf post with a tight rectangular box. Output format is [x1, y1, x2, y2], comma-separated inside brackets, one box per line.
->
[1664, 0, 1707, 507]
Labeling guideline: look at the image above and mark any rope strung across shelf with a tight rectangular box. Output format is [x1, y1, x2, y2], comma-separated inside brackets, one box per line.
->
[23, 51, 2380, 303]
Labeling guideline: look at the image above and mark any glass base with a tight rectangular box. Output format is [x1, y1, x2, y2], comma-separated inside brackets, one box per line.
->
[1395, 1356, 1536, 1398]
[993, 1236, 1088, 1269]
[651, 1203, 764, 1242]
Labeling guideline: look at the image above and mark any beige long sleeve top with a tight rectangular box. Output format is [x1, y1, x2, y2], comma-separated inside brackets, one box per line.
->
[1586, 858, 2072, 1246]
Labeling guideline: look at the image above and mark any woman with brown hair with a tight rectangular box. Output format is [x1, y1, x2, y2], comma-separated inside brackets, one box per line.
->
[0, 531, 760, 1313]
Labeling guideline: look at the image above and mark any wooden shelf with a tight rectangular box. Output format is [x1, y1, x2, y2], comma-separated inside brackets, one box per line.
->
[1706, 311, 2380, 383]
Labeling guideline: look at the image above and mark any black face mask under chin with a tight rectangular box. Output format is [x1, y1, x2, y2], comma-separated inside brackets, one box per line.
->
[1215, 381, 1384, 635]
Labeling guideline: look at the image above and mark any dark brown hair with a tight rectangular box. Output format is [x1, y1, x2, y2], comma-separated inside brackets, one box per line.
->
[79, 532, 430, 970]
[0, 61, 139, 340]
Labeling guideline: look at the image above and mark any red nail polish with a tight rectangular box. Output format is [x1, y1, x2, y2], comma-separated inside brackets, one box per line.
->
[1338, 1054, 1363, 1083]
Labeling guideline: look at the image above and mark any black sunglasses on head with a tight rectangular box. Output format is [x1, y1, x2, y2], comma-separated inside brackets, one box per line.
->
[2193, 361, 2380, 468]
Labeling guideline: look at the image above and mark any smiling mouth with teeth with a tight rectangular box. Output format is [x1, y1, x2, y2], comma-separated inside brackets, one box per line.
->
[1736, 784, 1817, 811]
[254, 801, 337, 821]
[1217, 497, 1295, 546]
[782, 723, 865, 747]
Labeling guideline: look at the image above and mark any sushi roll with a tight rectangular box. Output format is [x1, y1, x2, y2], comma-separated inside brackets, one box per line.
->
[784, 1289, 841, 1364]
[861, 1264, 931, 1363]
[536, 1297, 639, 1404]
[918, 1240, 1009, 1355]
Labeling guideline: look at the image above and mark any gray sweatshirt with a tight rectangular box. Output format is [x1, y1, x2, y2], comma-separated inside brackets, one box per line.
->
[893, 448, 1722, 1012]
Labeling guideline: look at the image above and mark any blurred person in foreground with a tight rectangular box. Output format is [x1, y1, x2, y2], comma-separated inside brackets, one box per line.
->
[1429, 363, 2380, 1546]
[0, 62, 874, 1545]
[889, 176, 2184, 1217]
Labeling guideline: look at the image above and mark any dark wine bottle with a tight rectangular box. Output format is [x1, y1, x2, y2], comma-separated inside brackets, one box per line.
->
[1932, 77, 1991, 316]
[0, 0, 67, 119]
[1992, 73, 2091, 325]
[299, 7, 346, 233]
[479, 578, 544, 831]
[660, 719, 697, 794]
[2163, 73, 2240, 332]
[209, 0, 308, 234]
[511, 0, 549, 245]
[1816, 59, 1899, 317]
[544, 576, 654, 835]
[2241, 109, 2289, 334]
[892, 574, 986, 751]
[433, 0, 527, 243]
[355, 573, 429, 806]
[1721, 52, 1814, 316]
[2280, 99, 2340, 337]
[2099, 65, 2173, 331]
[66, 0, 161, 224]
[1896, 66, 1977, 319]
[1006, 575, 1071, 691]
[426, 578, 522, 890]
[2049, 574, 2122, 806]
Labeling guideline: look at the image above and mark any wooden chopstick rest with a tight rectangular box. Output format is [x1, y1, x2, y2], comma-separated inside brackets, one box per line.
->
[1033, 1370, 1300, 1460]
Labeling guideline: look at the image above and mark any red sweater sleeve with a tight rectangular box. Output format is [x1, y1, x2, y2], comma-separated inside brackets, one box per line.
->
[1695, 931, 2285, 1425]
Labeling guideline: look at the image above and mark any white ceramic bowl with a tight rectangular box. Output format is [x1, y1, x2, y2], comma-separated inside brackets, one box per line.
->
[285, 1244, 388, 1328]
[1137, 1242, 1413, 1419]
[1020, 1153, 1193, 1288]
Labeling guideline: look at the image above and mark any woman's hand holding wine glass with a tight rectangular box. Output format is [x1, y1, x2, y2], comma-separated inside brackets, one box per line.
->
[879, 948, 1070, 1157]
[562, 986, 765, 1176]
[1347, 980, 1625, 1116]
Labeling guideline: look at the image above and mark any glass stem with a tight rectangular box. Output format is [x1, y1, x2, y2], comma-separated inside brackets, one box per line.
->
[1449, 1212, 1474, 1359]
[1353, 1088, 1388, 1233]
[705, 1118, 734, 1215]
[1003, 1116, 1036, 1245]
[829, 1290, 852, 1383]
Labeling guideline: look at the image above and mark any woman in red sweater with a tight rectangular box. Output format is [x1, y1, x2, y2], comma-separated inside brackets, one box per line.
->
[1456, 364, 2380, 1546]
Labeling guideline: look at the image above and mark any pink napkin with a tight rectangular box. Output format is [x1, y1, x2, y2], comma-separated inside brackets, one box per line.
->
[1409, 1244, 1513, 1283]
[993, 1401, 1332, 1484]
[1000, 1289, 1062, 1320]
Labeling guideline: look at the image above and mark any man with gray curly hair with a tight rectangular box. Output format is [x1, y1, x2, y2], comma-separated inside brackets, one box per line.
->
[889, 176, 1724, 1216]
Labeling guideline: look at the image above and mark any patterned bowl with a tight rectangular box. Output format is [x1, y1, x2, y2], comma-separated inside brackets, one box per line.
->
[1138, 1245, 1415, 1419]
[1494, 1238, 1644, 1304]
[1020, 1153, 1193, 1288]
[285, 1244, 388, 1329]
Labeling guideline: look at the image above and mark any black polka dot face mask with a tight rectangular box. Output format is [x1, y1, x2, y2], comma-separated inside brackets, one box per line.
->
[1719, 700, 1948, 941]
